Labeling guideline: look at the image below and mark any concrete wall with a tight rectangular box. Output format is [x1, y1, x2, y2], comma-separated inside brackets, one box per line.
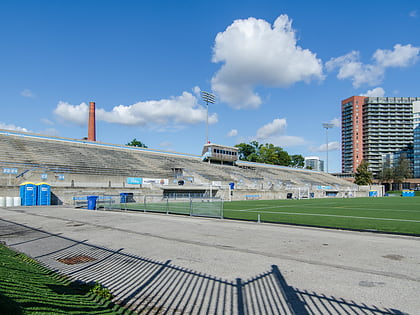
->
[1, 179, 377, 206]
[0, 185, 163, 206]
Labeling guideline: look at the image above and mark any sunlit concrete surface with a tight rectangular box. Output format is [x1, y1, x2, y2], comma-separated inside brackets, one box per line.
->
[1, 206, 418, 314]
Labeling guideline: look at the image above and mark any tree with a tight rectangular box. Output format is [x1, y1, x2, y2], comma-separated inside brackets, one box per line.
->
[377, 158, 394, 182]
[377, 155, 412, 184]
[354, 160, 372, 185]
[289, 154, 304, 168]
[234, 141, 303, 167]
[393, 156, 412, 183]
[235, 142, 257, 161]
[126, 138, 148, 148]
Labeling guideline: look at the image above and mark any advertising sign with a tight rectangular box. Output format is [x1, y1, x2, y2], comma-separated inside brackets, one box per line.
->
[126, 177, 143, 185]
[142, 178, 169, 185]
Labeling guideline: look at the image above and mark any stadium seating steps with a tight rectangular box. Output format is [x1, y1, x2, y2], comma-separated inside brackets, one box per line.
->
[0, 131, 352, 189]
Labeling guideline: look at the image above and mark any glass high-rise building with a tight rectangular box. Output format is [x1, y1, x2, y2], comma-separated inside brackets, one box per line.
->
[413, 101, 420, 178]
[304, 156, 324, 172]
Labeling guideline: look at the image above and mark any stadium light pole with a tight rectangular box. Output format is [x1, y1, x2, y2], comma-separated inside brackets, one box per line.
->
[322, 123, 334, 173]
[201, 91, 215, 144]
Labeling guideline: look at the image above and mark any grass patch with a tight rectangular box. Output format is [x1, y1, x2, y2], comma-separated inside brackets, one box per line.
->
[223, 197, 420, 235]
[0, 244, 131, 314]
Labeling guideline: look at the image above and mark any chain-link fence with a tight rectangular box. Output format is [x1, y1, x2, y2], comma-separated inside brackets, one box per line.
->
[73, 193, 224, 219]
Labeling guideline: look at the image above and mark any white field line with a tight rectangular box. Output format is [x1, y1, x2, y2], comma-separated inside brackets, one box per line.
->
[299, 204, 420, 213]
[233, 209, 420, 223]
[229, 204, 419, 214]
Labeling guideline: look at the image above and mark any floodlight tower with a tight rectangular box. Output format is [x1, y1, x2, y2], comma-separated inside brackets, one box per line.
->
[322, 123, 334, 173]
[201, 91, 215, 144]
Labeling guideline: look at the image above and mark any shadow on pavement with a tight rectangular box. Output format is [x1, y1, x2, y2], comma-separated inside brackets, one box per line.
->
[0, 218, 407, 314]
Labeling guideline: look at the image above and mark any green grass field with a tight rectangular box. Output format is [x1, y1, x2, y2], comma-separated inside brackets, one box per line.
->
[223, 197, 420, 235]
[0, 244, 131, 314]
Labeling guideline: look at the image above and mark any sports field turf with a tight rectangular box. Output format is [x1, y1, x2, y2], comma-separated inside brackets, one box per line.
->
[223, 197, 420, 235]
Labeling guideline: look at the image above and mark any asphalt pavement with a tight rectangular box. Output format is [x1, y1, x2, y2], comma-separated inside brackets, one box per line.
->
[0, 206, 419, 314]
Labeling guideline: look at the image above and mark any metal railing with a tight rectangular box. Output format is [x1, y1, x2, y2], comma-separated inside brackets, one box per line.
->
[73, 193, 224, 219]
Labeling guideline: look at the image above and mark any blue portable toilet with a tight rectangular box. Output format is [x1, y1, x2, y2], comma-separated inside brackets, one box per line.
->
[20, 182, 37, 206]
[87, 196, 98, 210]
[36, 183, 51, 205]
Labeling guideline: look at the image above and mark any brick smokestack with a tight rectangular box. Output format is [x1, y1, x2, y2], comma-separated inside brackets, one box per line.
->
[88, 101, 96, 141]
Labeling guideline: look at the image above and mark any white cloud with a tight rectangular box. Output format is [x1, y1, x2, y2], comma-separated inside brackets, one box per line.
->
[361, 87, 385, 97]
[41, 118, 55, 126]
[253, 118, 305, 147]
[326, 44, 420, 88]
[330, 117, 341, 128]
[54, 91, 218, 128]
[409, 10, 417, 18]
[256, 118, 287, 139]
[374, 44, 419, 67]
[159, 141, 172, 148]
[0, 122, 30, 132]
[211, 15, 324, 109]
[54, 101, 89, 126]
[264, 135, 306, 147]
[192, 86, 201, 97]
[227, 129, 238, 137]
[309, 141, 340, 152]
[21, 89, 35, 98]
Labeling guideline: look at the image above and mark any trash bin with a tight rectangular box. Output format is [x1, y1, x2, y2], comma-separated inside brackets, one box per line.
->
[120, 193, 128, 203]
[87, 196, 98, 210]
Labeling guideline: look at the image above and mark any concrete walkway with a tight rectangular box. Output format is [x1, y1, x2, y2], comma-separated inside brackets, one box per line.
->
[0, 206, 419, 314]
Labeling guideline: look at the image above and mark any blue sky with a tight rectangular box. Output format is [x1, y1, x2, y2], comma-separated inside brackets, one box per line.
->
[1, 0, 419, 173]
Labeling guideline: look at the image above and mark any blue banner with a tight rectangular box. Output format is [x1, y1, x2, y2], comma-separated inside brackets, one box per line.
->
[127, 177, 143, 185]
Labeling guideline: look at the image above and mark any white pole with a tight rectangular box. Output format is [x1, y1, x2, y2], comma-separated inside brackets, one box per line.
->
[206, 102, 209, 144]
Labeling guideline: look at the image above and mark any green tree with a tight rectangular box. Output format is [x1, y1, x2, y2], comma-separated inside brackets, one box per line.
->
[394, 156, 412, 183]
[377, 163, 394, 182]
[289, 154, 305, 168]
[126, 138, 148, 148]
[235, 141, 297, 166]
[377, 155, 412, 183]
[235, 142, 257, 161]
[354, 160, 372, 185]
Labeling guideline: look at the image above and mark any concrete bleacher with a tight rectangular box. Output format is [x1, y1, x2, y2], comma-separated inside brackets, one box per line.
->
[0, 129, 355, 202]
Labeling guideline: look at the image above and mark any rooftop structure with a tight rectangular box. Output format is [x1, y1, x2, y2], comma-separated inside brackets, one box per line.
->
[201, 143, 239, 165]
